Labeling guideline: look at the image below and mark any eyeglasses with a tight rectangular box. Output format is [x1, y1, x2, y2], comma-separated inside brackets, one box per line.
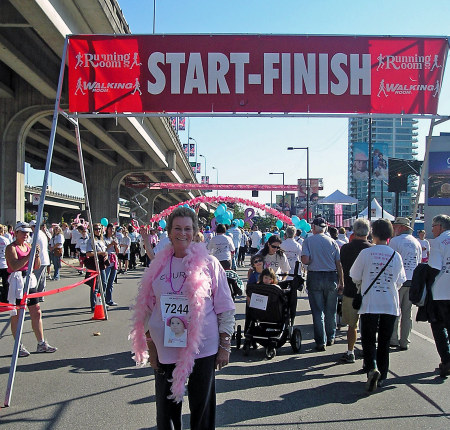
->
[270, 244, 280, 249]
[94, 228, 101, 231]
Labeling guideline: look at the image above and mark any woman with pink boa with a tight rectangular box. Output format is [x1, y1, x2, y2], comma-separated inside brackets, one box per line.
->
[130, 207, 235, 429]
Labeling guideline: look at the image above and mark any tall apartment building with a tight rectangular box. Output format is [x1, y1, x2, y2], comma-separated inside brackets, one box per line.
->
[348, 117, 419, 217]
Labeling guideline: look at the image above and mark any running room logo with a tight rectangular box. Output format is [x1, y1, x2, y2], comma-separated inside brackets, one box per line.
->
[74, 77, 142, 95]
[376, 53, 443, 71]
[377, 79, 440, 98]
[74, 52, 142, 69]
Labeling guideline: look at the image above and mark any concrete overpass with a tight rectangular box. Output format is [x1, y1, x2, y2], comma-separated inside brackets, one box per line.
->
[24, 185, 131, 223]
[0, 0, 201, 225]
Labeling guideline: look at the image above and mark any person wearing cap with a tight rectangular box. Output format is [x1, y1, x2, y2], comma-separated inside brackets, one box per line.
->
[301, 217, 344, 351]
[226, 220, 242, 270]
[203, 226, 214, 247]
[30, 220, 51, 302]
[5, 222, 57, 357]
[388, 217, 422, 351]
[427, 214, 450, 377]
[352, 152, 369, 181]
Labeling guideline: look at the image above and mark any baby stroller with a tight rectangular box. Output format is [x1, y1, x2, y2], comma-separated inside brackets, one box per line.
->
[236, 262, 304, 359]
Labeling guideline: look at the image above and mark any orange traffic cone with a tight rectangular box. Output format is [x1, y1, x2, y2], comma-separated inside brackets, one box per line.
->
[92, 293, 106, 320]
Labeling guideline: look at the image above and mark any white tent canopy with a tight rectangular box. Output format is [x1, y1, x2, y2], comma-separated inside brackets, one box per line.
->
[358, 198, 395, 220]
[317, 189, 358, 205]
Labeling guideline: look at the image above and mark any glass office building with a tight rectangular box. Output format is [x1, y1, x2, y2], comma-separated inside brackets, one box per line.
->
[348, 117, 419, 217]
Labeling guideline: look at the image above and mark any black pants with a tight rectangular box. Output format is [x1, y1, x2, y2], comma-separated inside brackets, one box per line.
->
[430, 300, 450, 365]
[0, 268, 9, 303]
[361, 313, 396, 380]
[155, 355, 216, 430]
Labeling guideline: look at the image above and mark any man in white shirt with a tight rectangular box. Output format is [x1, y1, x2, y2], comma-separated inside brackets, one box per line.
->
[389, 217, 422, 350]
[249, 225, 262, 255]
[227, 221, 242, 270]
[418, 230, 430, 263]
[207, 224, 235, 268]
[280, 226, 302, 277]
[428, 214, 450, 377]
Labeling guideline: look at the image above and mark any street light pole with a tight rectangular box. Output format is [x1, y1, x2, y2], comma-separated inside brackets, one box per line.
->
[287, 147, 310, 222]
[212, 166, 219, 196]
[269, 172, 285, 211]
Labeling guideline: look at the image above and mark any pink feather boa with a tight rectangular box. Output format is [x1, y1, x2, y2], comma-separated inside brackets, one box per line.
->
[129, 242, 212, 403]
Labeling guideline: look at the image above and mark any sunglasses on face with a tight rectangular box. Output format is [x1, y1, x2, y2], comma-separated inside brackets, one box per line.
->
[270, 244, 280, 249]
[94, 228, 101, 231]
[253, 259, 263, 264]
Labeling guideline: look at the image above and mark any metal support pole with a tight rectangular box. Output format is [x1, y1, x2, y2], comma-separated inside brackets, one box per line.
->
[368, 118, 373, 221]
[4, 38, 69, 408]
[306, 148, 310, 223]
[74, 119, 108, 318]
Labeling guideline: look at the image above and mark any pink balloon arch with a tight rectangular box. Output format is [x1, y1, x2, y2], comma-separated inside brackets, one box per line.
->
[148, 195, 293, 225]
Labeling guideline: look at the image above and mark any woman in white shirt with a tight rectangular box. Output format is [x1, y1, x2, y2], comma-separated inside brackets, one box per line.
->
[258, 235, 290, 281]
[207, 224, 235, 269]
[350, 219, 406, 392]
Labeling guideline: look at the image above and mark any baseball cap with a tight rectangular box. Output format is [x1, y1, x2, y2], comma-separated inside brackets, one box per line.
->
[312, 217, 327, 228]
[393, 217, 413, 230]
[29, 220, 37, 227]
[15, 221, 32, 232]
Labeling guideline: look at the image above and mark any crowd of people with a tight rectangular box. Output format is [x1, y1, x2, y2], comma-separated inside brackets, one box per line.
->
[2, 210, 450, 428]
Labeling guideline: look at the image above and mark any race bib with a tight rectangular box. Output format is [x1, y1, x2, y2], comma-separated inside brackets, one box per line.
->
[249, 293, 268, 311]
[160, 294, 189, 347]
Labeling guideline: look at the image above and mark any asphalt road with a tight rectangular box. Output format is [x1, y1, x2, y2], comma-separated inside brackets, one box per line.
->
[0, 256, 449, 429]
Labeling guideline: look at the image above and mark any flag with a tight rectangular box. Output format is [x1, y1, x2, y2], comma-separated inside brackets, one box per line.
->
[179, 117, 186, 130]
[182, 144, 189, 157]
[189, 144, 195, 157]
[170, 117, 178, 130]
[196, 163, 201, 173]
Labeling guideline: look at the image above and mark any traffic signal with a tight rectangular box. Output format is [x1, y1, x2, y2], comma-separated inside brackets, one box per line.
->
[252, 190, 259, 197]
[388, 158, 422, 193]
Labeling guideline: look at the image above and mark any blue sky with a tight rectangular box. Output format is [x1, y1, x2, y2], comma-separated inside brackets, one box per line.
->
[27, 0, 450, 208]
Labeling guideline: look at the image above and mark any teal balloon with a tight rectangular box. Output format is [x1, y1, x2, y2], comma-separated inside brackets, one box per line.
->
[183, 204, 190, 208]
[298, 219, 307, 229]
[216, 215, 226, 224]
[100, 217, 108, 227]
[220, 203, 227, 211]
[226, 210, 233, 219]
[215, 205, 225, 216]
[291, 215, 300, 226]
[304, 223, 311, 233]
[265, 232, 272, 241]
[238, 219, 244, 228]
[159, 219, 166, 229]
[280, 229, 285, 238]
[276, 219, 283, 229]
[224, 218, 231, 226]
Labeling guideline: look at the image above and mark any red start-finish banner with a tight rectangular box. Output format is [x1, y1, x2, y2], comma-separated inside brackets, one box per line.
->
[68, 35, 448, 115]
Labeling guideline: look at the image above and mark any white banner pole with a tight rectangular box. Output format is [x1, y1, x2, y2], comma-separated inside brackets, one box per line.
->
[4, 36, 69, 408]
[73, 119, 108, 318]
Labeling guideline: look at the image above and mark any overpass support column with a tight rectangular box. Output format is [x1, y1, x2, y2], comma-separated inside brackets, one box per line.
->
[86, 162, 120, 224]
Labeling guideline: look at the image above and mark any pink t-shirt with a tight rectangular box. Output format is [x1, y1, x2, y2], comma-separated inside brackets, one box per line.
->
[148, 256, 234, 364]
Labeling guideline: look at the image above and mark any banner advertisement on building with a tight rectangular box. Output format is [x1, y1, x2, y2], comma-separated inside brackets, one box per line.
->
[353, 142, 390, 181]
[68, 35, 448, 115]
[428, 151, 450, 206]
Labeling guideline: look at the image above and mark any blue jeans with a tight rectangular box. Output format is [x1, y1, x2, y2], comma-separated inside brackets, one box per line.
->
[306, 271, 338, 346]
[104, 265, 117, 304]
[51, 253, 61, 280]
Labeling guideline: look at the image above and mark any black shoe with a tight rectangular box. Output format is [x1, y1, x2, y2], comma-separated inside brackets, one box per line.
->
[366, 368, 380, 392]
[107, 301, 118, 306]
[315, 344, 326, 352]
[399, 345, 409, 351]
[326, 339, 335, 347]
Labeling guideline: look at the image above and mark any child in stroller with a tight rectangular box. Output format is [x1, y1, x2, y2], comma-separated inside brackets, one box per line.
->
[236, 263, 303, 359]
